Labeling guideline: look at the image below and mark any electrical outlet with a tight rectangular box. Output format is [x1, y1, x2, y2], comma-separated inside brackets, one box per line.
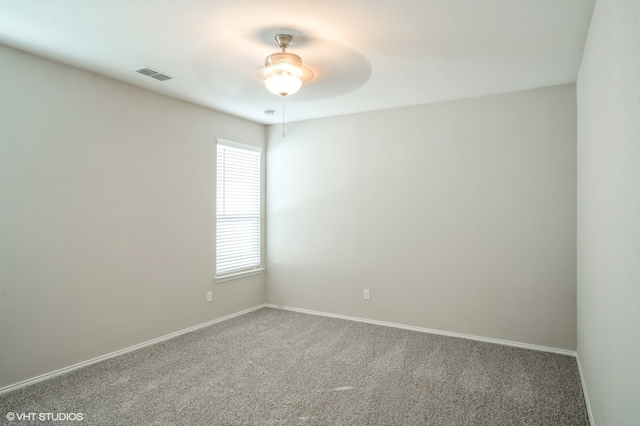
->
[207, 291, 212, 302]
[363, 289, 370, 300]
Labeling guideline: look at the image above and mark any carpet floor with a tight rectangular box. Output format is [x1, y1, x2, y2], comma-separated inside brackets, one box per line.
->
[0, 308, 589, 425]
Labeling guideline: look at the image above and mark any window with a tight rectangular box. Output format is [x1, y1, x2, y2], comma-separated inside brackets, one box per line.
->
[216, 139, 262, 281]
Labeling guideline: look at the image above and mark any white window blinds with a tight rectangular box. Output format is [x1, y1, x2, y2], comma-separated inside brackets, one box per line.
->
[216, 139, 262, 277]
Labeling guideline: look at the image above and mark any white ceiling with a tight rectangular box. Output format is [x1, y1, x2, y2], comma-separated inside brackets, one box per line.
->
[0, 0, 595, 125]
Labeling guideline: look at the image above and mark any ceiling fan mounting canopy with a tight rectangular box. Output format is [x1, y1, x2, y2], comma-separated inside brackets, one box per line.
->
[274, 34, 293, 49]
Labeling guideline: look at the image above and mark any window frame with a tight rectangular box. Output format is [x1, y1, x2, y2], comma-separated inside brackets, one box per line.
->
[215, 138, 264, 283]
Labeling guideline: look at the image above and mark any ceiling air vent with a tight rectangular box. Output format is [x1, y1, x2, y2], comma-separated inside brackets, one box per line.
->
[134, 67, 174, 82]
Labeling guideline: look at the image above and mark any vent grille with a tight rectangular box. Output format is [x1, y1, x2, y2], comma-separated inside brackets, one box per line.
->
[134, 67, 174, 82]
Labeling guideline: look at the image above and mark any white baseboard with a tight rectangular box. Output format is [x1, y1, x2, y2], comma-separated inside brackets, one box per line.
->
[265, 304, 577, 357]
[0, 304, 266, 395]
[2, 303, 581, 398]
[576, 353, 595, 426]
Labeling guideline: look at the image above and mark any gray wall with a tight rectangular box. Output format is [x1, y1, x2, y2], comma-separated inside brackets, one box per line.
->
[577, 0, 640, 424]
[266, 85, 577, 351]
[0, 44, 265, 389]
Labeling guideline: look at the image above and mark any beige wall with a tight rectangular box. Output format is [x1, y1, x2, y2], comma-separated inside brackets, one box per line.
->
[577, 0, 640, 424]
[0, 44, 265, 389]
[266, 85, 577, 350]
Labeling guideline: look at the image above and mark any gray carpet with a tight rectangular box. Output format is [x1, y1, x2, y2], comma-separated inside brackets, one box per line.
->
[1, 308, 589, 425]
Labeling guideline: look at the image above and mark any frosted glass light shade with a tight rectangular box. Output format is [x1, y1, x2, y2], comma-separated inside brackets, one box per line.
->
[264, 52, 303, 96]
[265, 73, 302, 96]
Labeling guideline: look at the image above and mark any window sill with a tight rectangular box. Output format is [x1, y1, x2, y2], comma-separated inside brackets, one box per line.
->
[216, 268, 265, 284]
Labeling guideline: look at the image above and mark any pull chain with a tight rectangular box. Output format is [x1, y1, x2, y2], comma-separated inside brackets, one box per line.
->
[282, 95, 285, 138]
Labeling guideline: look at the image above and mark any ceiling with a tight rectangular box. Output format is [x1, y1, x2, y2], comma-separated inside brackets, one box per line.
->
[0, 0, 595, 125]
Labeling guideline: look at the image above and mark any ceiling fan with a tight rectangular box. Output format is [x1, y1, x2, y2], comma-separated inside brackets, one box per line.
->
[262, 34, 312, 97]
[187, 28, 372, 125]
[260, 33, 315, 136]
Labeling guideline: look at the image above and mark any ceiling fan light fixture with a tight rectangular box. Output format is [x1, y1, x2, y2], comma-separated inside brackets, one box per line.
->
[264, 71, 302, 97]
[263, 35, 303, 96]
